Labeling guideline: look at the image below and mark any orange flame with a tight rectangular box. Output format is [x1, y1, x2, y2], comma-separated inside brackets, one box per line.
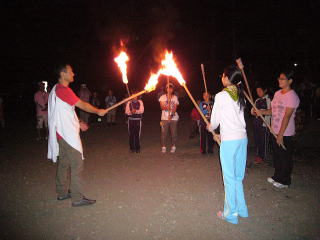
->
[114, 51, 129, 84]
[144, 50, 185, 92]
[160, 50, 186, 85]
[144, 71, 161, 92]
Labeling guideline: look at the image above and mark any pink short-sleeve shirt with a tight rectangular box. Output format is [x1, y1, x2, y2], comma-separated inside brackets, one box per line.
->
[271, 90, 300, 136]
[34, 91, 49, 116]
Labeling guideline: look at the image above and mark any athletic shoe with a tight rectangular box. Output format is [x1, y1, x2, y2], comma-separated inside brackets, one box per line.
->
[57, 192, 71, 201]
[267, 177, 275, 184]
[72, 197, 96, 207]
[170, 146, 176, 153]
[273, 182, 288, 189]
[161, 147, 166, 153]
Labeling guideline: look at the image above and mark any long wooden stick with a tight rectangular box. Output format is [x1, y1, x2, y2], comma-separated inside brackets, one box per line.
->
[106, 90, 146, 112]
[125, 84, 131, 97]
[166, 76, 171, 112]
[236, 58, 253, 101]
[182, 83, 221, 145]
[201, 64, 208, 93]
[243, 90, 286, 150]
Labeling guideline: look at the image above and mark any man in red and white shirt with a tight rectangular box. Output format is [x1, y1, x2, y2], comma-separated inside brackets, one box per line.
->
[48, 64, 108, 207]
[34, 82, 49, 140]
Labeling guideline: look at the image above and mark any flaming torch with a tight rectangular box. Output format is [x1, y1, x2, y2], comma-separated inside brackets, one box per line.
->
[114, 51, 131, 96]
[160, 51, 220, 145]
[105, 72, 160, 112]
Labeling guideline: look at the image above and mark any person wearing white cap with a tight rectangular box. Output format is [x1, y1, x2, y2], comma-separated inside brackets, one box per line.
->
[34, 81, 49, 140]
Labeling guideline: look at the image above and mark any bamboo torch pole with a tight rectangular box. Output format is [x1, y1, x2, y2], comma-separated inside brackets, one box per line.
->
[201, 63, 208, 93]
[125, 84, 131, 97]
[236, 58, 253, 101]
[243, 90, 286, 150]
[106, 90, 146, 112]
[182, 83, 220, 145]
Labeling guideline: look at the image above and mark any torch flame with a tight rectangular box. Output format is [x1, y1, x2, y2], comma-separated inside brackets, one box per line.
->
[144, 71, 161, 92]
[114, 51, 129, 84]
[160, 50, 186, 85]
[143, 50, 185, 92]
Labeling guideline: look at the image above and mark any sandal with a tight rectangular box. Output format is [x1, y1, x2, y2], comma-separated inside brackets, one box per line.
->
[217, 211, 225, 220]
[217, 211, 238, 224]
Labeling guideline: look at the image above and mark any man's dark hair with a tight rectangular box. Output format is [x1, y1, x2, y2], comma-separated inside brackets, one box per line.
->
[255, 82, 268, 91]
[55, 63, 70, 79]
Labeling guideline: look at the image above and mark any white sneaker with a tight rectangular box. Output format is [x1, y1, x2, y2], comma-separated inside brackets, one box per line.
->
[161, 147, 166, 153]
[267, 177, 275, 184]
[170, 146, 176, 153]
[273, 182, 288, 189]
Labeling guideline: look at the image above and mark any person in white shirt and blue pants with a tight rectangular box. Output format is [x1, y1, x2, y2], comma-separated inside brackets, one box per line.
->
[208, 65, 248, 224]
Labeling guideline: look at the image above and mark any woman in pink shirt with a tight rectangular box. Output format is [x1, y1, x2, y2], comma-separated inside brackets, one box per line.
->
[257, 70, 300, 188]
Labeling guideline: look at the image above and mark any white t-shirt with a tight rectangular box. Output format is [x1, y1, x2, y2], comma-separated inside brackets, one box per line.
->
[159, 94, 179, 121]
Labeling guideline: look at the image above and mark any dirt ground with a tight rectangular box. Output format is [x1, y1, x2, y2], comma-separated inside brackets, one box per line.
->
[0, 109, 320, 240]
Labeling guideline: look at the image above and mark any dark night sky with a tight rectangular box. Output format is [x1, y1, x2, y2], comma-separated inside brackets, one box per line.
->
[2, 0, 319, 105]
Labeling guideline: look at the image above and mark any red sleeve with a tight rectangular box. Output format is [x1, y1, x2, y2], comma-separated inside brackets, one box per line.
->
[56, 84, 80, 106]
[191, 108, 198, 120]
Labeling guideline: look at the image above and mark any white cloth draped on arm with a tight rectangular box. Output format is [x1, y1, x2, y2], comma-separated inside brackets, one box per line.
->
[47, 85, 83, 162]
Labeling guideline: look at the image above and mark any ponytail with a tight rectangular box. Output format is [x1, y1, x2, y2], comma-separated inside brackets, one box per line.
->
[223, 65, 246, 110]
[236, 81, 246, 111]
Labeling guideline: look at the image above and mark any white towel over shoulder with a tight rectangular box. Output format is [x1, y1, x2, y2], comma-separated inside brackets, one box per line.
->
[47, 85, 83, 162]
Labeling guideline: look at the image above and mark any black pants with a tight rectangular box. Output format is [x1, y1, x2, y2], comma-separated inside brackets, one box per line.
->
[128, 119, 141, 151]
[200, 124, 214, 153]
[189, 120, 199, 138]
[253, 124, 269, 160]
[272, 136, 294, 185]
